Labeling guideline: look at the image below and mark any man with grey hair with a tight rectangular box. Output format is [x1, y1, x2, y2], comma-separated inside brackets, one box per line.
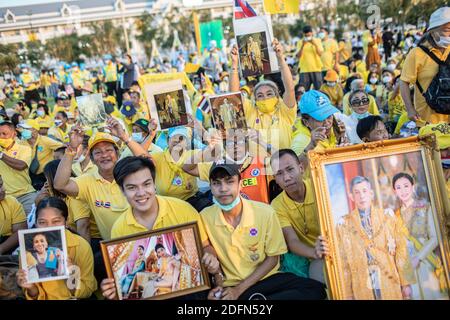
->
[335, 175, 414, 300]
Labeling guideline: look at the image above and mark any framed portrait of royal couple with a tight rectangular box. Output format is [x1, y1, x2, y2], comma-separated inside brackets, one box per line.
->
[309, 136, 450, 300]
[100, 222, 210, 300]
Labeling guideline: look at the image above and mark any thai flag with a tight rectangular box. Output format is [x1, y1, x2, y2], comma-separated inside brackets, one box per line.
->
[197, 96, 211, 113]
[234, 0, 257, 20]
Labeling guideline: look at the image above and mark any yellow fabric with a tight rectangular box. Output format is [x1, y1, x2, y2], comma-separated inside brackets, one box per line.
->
[270, 179, 320, 248]
[151, 150, 199, 201]
[263, 0, 299, 14]
[25, 230, 97, 300]
[20, 73, 37, 91]
[338, 41, 351, 62]
[0, 195, 26, 236]
[74, 171, 130, 240]
[321, 38, 339, 71]
[34, 115, 53, 129]
[244, 98, 296, 149]
[71, 70, 85, 89]
[23, 119, 40, 131]
[104, 63, 118, 82]
[68, 196, 101, 239]
[319, 84, 344, 107]
[343, 93, 380, 116]
[120, 143, 162, 160]
[111, 195, 208, 244]
[48, 125, 72, 143]
[400, 46, 450, 124]
[290, 121, 337, 155]
[71, 160, 98, 177]
[31, 135, 64, 174]
[394, 111, 409, 135]
[297, 39, 323, 73]
[0, 141, 35, 197]
[40, 74, 51, 87]
[388, 92, 407, 122]
[419, 123, 450, 150]
[200, 199, 287, 287]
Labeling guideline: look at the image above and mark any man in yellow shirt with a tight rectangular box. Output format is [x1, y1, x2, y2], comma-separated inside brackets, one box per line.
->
[71, 135, 98, 177]
[100, 156, 220, 300]
[203, 163, 326, 300]
[48, 111, 72, 143]
[320, 70, 344, 109]
[18, 119, 64, 190]
[103, 55, 118, 97]
[270, 149, 328, 283]
[0, 174, 27, 255]
[319, 27, 339, 74]
[19, 65, 40, 107]
[0, 121, 36, 215]
[297, 26, 324, 90]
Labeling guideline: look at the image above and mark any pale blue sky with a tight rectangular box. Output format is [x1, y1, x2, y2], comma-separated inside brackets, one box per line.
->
[0, 0, 76, 8]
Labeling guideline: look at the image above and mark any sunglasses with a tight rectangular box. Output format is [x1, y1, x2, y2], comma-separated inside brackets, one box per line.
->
[350, 98, 370, 106]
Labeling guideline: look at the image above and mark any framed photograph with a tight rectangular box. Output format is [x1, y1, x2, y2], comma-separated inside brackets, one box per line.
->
[144, 79, 189, 131]
[234, 15, 279, 78]
[309, 136, 450, 300]
[75, 93, 107, 128]
[18, 226, 69, 284]
[100, 222, 210, 300]
[209, 92, 247, 133]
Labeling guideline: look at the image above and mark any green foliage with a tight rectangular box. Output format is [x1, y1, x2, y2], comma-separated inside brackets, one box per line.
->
[0, 44, 19, 72]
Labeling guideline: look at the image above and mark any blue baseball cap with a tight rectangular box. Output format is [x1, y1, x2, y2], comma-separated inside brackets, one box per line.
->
[299, 90, 339, 121]
[71, 62, 78, 67]
[120, 101, 137, 117]
[168, 126, 189, 139]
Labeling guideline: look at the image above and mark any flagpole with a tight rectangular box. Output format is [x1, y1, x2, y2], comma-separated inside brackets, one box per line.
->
[193, 12, 202, 56]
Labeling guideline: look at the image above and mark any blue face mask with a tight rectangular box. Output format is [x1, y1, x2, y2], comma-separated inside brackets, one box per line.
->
[37, 110, 45, 117]
[351, 111, 371, 121]
[131, 132, 144, 143]
[213, 195, 241, 212]
[21, 129, 33, 140]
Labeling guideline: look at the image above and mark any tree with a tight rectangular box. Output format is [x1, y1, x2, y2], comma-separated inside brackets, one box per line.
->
[0, 44, 19, 73]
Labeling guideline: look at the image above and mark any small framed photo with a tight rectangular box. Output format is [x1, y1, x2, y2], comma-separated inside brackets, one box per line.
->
[209, 92, 247, 133]
[309, 136, 450, 300]
[100, 222, 210, 300]
[75, 93, 107, 128]
[144, 79, 189, 131]
[18, 226, 69, 284]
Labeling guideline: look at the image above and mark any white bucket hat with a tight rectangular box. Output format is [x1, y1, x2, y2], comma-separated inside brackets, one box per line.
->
[428, 7, 450, 30]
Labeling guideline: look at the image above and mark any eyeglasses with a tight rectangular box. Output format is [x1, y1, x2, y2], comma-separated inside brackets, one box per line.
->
[350, 98, 370, 106]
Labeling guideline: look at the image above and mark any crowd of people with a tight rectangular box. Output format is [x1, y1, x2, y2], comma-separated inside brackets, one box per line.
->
[0, 6, 449, 300]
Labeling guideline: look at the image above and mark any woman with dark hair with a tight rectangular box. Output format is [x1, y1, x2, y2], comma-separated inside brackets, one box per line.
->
[400, 7, 449, 124]
[16, 196, 97, 300]
[392, 173, 448, 300]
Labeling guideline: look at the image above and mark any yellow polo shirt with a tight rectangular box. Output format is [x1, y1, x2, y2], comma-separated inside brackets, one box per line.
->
[71, 160, 98, 177]
[342, 93, 380, 116]
[271, 179, 320, 248]
[0, 141, 35, 197]
[111, 195, 208, 243]
[25, 230, 97, 300]
[297, 39, 324, 73]
[321, 38, 339, 71]
[244, 98, 296, 150]
[31, 135, 64, 174]
[200, 199, 287, 287]
[0, 195, 26, 236]
[68, 196, 101, 239]
[400, 46, 450, 124]
[74, 171, 129, 240]
[151, 150, 199, 201]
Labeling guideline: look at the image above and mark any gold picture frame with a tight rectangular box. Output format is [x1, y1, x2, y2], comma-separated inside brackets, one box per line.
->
[101, 222, 210, 300]
[309, 136, 450, 300]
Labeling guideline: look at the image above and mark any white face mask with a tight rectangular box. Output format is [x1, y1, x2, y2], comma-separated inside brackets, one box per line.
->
[369, 78, 378, 84]
[304, 36, 313, 41]
[327, 82, 336, 87]
[351, 111, 370, 121]
[54, 119, 63, 127]
[387, 64, 396, 72]
[382, 76, 392, 84]
[436, 36, 450, 48]
[76, 154, 86, 163]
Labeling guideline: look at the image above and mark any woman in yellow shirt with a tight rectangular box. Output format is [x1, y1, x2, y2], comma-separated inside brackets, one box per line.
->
[16, 197, 97, 300]
[400, 8, 450, 124]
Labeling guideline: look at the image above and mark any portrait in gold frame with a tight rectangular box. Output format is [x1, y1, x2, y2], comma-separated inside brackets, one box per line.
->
[309, 136, 450, 300]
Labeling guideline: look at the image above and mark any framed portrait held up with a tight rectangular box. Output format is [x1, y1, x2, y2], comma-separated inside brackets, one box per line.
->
[18, 226, 70, 284]
[209, 92, 247, 133]
[309, 136, 450, 300]
[100, 222, 210, 300]
[75, 93, 107, 128]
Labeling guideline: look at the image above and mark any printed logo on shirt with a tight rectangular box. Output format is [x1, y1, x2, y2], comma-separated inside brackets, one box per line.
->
[250, 168, 260, 177]
[95, 200, 111, 208]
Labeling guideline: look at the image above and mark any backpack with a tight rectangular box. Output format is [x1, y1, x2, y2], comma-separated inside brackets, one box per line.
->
[0, 256, 25, 300]
[416, 45, 450, 115]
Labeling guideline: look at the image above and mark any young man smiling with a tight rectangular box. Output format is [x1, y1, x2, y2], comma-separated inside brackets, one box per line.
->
[100, 156, 221, 300]
[202, 163, 326, 300]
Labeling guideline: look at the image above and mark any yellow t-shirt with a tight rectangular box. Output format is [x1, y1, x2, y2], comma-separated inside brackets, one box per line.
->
[31, 135, 64, 175]
[111, 195, 208, 244]
[400, 46, 450, 124]
[20, 73, 38, 91]
[0, 195, 26, 236]
[67, 196, 101, 239]
[0, 141, 35, 197]
[74, 171, 130, 240]
[244, 98, 296, 149]
[321, 38, 339, 71]
[71, 161, 98, 177]
[200, 199, 287, 287]
[342, 92, 380, 116]
[320, 84, 344, 107]
[151, 150, 199, 201]
[270, 180, 320, 248]
[48, 125, 72, 143]
[25, 230, 97, 300]
[388, 92, 407, 122]
[290, 121, 337, 155]
[298, 39, 324, 73]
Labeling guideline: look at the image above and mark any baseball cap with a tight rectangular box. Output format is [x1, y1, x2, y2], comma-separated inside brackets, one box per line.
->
[57, 91, 69, 100]
[133, 118, 150, 134]
[299, 90, 339, 121]
[428, 7, 450, 31]
[209, 163, 241, 180]
[120, 101, 137, 117]
[419, 123, 450, 150]
[88, 132, 118, 152]
[18, 119, 40, 131]
[168, 126, 190, 139]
